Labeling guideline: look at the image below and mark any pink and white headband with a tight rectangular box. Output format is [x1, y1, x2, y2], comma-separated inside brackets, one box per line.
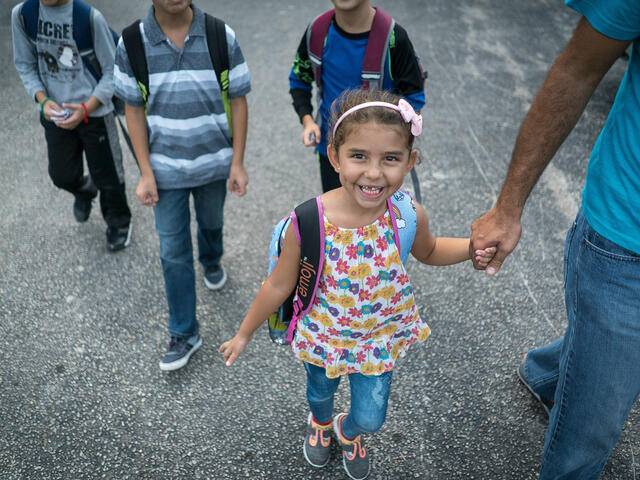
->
[332, 98, 423, 139]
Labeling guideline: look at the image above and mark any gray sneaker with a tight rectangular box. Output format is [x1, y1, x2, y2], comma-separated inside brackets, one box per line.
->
[204, 263, 227, 290]
[303, 413, 332, 468]
[159, 334, 202, 371]
[333, 413, 370, 480]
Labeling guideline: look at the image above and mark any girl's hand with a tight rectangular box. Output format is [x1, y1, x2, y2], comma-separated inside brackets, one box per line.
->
[219, 334, 251, 367]
[474, 246, 497, 268]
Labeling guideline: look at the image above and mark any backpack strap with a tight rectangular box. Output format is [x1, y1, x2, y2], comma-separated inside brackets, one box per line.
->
[286, 196, 324, 344]
[121, 20, 149, 108]
[361, 7, 394, 90]
[204, 14, 232, 137]
[307, 9, 334, 96]
[72, 0, 92, 56]
[388, 190, 417, 265]
[20, 0, 39, 43]
[70, 0, 103, 81]
[307, 8, 395, 94]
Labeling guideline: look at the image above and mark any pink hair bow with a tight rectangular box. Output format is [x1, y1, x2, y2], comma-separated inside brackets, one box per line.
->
[397, 99, 422, 137]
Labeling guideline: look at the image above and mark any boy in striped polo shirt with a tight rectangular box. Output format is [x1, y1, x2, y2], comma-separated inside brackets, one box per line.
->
[114, 0, 250, 371]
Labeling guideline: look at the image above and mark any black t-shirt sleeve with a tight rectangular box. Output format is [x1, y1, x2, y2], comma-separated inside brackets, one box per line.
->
[389, 24, 425, 100]
[289, 28, 314, 121]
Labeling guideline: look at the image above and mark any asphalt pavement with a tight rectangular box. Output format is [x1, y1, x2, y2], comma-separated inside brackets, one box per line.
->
[1, 0, 638, 479]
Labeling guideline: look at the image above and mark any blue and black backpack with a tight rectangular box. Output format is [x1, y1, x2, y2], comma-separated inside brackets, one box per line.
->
[20, 0, 124, 113]
[267, 190, 418, 345]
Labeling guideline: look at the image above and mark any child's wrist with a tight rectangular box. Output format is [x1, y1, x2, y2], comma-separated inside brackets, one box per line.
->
[40, 97, 52, 119]
[236, 330, 253, 342]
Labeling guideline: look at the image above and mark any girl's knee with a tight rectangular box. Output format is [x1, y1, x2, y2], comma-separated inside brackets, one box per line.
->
[350, 409, 387, 434]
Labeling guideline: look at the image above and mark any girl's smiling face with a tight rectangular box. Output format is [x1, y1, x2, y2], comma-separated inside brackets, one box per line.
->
[328, 121, 416, 215]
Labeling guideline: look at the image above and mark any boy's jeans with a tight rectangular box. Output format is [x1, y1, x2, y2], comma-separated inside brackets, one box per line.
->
[153, 179, 226, 338]
[524, 208, 640, 480]
[304, 362, 392, 439]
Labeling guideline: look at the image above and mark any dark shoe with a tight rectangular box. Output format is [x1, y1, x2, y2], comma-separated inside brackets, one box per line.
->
[106, 224, 132, 252]
[333, 413, 370, 480]
[517, 362, 554, 417]
[73, 176, 97, 222]
[303, 413, 332, 468]
[204, 263, 227, 290]
[159, 334, 202, 371]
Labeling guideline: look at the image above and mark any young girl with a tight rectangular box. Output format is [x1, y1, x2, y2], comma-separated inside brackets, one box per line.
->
[220, 89, 494, 480]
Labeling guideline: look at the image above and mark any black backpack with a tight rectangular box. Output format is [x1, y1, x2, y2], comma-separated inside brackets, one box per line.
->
[20, 0, 124, 114]
[121, 14, 232, 135]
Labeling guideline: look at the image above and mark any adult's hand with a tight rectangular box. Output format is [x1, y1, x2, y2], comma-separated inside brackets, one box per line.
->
[470, 205, 522, 276]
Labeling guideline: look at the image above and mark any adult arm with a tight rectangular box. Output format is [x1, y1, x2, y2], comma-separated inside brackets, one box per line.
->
[228, 95, 249, 196]
[470, 17, 631, 275]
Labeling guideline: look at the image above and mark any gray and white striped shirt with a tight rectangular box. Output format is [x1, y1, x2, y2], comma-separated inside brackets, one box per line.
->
[114, 4, 251, 189]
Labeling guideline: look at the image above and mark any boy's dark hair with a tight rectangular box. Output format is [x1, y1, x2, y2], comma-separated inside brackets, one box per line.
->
[329, 89, 415, 151]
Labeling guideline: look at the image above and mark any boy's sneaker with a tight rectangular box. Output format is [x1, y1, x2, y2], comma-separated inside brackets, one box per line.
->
[73, 176, 97, 222]
[106, 224, 132, 252]
[159, 334, 202, 371]
[333, 413, 370, 480]
[303, 413, 332, 468]
[204, 263, 227, 290]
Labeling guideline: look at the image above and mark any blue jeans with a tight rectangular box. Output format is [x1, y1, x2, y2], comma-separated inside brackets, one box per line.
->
[304, 362, 392, 439]
[524, 208, 640, 480]
[153, 179, 226, 338]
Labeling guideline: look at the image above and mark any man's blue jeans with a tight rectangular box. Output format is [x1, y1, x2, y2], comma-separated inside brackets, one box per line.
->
[304, 362, 393, 439]
[153, 179, 226, 339]
[524, 208, 640, 480]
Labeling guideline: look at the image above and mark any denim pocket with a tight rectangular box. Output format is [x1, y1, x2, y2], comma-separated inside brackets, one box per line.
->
[583, 223, 640, 262]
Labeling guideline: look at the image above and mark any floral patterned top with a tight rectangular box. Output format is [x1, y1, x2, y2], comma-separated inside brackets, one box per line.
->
[291, 209, 431, 378]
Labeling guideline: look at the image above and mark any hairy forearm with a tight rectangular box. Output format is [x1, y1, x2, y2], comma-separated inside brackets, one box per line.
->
[496, 17, 627, 218]
[497, 63, 595, 216]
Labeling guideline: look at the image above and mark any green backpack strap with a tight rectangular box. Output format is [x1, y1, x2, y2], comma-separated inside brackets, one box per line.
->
[204, 14, 232, 137]
[121, 20, 149, 109]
